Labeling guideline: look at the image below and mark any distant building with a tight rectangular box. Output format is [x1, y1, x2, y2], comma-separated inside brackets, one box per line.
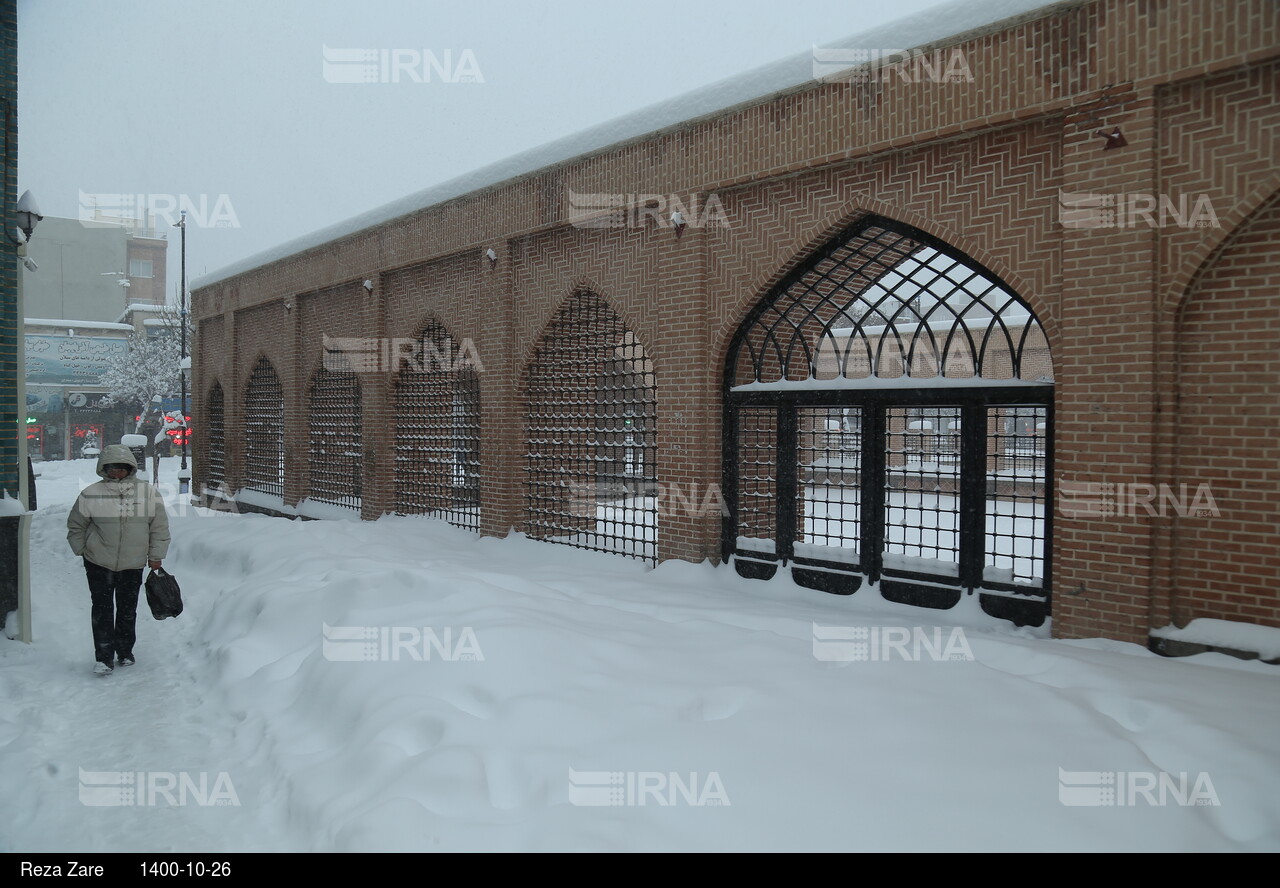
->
[21, 216, 173, 460]
[21, 214, 168, 323]
[22, 318, 133, 461]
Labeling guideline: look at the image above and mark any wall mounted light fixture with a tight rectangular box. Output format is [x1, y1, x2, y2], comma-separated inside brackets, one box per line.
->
[15, 190, 42, 242]
[1096, 127, 1127, 150]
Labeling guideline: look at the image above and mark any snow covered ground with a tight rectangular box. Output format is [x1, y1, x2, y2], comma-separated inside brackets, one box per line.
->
[2, 457, 1278, 853]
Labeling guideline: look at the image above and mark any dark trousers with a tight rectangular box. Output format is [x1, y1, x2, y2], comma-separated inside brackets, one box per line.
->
[84, 559, 143, 664]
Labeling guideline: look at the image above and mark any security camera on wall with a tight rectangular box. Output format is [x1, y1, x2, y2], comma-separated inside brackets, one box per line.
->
[22, 256, 37, 272]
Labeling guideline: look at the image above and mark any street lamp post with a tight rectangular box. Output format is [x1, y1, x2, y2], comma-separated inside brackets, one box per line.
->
[173, 210, 188, 488]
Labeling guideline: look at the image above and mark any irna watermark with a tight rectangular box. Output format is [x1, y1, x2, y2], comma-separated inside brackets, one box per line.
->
[568, 769, 730, 807]
[78, 767, 240, 807]
[322, 334, 484, 374]
[1058, 481, 1220, 519]
[1058, 767, 1220, 807]
[567, 480, 728, 520]
[566, 191, 729, 232]
[1058, 190, 1220, 230]
[322, 623, 484, 662]
[79, 190, 240, 229]
[321, 45, 483, 84]
[812, 46, 974, 84]
[812, 622, 974, 662]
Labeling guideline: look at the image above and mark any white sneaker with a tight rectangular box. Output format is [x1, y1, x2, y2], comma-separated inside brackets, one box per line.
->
[93, 662, 113, 676]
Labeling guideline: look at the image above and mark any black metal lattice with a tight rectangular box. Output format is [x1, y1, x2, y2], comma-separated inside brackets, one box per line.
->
[724, 216, 1053, 622]
[308, 367, 362, 511]
[883, 406, 962, 575]
[394, 321, 481, 531]
[205, 382, 226, 490]
[797, 406, 862, 564]
[735, 407, 778, 559]
[729, 216, 1052, 387]
[244, 356, 284, 498]
[985, 406, 1047, 587]
[525, 291, 657, 563]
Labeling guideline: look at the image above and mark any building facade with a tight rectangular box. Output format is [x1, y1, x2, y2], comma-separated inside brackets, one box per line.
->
[20, 216, 173, 461]
[190, 0, 1280, 652]
[0, 0, 21, 629]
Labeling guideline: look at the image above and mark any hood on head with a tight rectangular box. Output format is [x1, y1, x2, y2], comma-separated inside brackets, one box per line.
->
[96, 444, 138, 479]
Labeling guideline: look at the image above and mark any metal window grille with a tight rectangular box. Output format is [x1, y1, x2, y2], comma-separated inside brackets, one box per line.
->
[729, 218, 1052, 387]
[724, 215, 1053, 624]
[525, 291, 657, 563]
[735, 407, 778, 560]
[206, 382, 225, 488]
[884, 406, 962, 573]
[393, 321, 481, 531]
[308, 367, 362, 511]
[797, 406, 862, 562]
[985, 406, 1047, 587]
[244, 356, 284, 498]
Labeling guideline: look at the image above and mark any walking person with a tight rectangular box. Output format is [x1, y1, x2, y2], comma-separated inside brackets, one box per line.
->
[66, 445, 171, 675]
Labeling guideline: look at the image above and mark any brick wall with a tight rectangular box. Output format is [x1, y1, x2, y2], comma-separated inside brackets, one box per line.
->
[1170, 192, 1280, 628]
[190, 0, 1280, 646]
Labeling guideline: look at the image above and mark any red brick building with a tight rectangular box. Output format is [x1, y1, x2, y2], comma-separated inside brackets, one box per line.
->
[190, 0, 1280, 655]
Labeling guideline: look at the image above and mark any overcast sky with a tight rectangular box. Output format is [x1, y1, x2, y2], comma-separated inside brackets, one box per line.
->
[18, 0, 957, 292]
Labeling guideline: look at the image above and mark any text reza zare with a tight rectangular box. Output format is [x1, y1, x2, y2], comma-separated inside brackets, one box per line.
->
[20, 862, 105, 877]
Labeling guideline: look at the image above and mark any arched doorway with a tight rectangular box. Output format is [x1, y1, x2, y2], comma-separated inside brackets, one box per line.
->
[308, 366, 362, 512]
[723, 215, 1053, 625]
[392, 318, 482, 531]
[524, 291, 657, 563]
[243, 356, 284, 499]
[1170, 191, 1280, 631]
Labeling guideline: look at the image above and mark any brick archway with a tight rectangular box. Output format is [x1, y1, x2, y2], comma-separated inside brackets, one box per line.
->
[391, 318, 482, 530]
[723, 214, 1053, 625]
[1168, 190, 1280, 631]
[523, 290, 658, 562]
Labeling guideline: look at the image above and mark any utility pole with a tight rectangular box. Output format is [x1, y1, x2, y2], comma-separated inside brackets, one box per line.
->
[173, 210, 188, 489]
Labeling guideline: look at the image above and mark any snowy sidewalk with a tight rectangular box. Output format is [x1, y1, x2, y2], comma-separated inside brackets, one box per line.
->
[2, 458, 1278, 853]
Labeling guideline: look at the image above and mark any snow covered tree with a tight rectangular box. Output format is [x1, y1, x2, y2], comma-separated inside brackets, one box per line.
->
[97, 304, 193, 433]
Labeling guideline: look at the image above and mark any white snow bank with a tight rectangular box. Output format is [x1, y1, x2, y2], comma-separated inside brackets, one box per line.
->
[295, 498, 363, 522]
[1151, 619, 1280, 661]
[0, 492, 27, 516]
[234, 488, 297, 515]
[3, 455, 1279, 853]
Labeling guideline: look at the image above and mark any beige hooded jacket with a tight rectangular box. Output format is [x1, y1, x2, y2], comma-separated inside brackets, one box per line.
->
[66, 444, 172, 571]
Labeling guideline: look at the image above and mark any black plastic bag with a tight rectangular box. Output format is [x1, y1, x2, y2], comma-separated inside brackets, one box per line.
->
[145, 567, 183, 620]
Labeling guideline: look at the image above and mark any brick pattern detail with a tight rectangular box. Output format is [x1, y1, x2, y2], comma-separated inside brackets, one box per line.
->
[189, 0, 1280, 646]
[1170, 193, 1280, 628]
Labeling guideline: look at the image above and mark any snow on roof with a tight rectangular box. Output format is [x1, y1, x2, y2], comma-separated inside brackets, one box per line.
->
[192, 0, 1072, 291]
[24, 317, 134, 332]
[116, 302, 170, 323]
